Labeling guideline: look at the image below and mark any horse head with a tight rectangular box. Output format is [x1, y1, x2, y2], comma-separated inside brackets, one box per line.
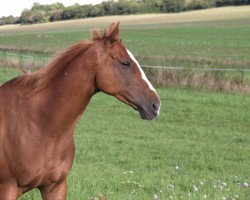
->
[94, 22, 160, 120]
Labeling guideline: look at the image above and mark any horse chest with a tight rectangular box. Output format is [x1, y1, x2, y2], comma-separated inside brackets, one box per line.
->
[17, 169, 69, 193]
[40, 169, 69, 186]
[16, 139, 74, 189]
[17, 160, 70, 189]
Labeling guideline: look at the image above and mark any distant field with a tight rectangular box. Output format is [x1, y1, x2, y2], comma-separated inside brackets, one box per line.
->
[0, 6, 250, 69]
[0, 68, 249, 199]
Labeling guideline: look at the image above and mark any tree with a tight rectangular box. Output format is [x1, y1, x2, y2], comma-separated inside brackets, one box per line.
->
[20, 9, 34, 24]
[161, 0, 185, 12]
[140, 0, 162, 12]
[112, 0, 140, 15]
[86, 5, 102, 17]
[101, 1, 116, 15]
[185, 0, 214, 10]
[214, 0, 250, 6]
[49, 10, 63, 21]
[31, 2, 64, 12]
[3, 0, 250, 26]
[62, 4, 89, 20]
[0, 15, 18, 25]
[32, 10, 46, 23]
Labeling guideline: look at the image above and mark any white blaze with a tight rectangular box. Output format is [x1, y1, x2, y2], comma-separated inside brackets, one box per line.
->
[126, 49, 157, 93]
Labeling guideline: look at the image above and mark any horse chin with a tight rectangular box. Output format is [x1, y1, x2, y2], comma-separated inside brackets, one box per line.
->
[137, 106, 157, 120]
[114, 94, 158, 120]
[126, 101, 158, 120]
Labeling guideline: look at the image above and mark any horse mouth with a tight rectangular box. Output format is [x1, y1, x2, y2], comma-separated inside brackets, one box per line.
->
[115, 95, 158, 120]
[138, 107, 151, 120]
[129, 102, 157, 120]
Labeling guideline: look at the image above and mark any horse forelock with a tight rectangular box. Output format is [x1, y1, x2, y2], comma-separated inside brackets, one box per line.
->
[91, 22, 121, 43]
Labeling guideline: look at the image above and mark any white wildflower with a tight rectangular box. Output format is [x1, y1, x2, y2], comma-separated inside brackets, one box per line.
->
[193, 185, 198, 192]
[169, 184, 174, 189]
[243, 182, 249, 187]
[153, 194, 158, 200]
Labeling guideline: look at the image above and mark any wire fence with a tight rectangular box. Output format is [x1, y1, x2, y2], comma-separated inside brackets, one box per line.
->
[0, 51, 48, 60]
[141, 65, 250, 72]
[1, 49, 250, 73]
[1, 49, 250, 93]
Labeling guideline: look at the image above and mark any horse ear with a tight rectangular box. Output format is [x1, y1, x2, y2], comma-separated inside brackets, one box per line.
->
[105, 22, 120, 44]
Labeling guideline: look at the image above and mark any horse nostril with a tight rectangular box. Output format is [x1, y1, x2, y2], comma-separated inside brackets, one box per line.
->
[151, 102, 159, 113]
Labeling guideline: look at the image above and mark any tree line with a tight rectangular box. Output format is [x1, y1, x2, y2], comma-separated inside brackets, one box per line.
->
[1, 0, 250, 25]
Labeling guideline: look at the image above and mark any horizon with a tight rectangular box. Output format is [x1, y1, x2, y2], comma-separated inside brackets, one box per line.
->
[0, 0, 105, 18]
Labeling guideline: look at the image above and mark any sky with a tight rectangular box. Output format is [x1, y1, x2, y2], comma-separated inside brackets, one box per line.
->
[0, 0, 105, 17]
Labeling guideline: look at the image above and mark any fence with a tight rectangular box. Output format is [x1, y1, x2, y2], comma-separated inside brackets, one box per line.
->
[1, 50, 250, 72]
[1, 49, 250, 93]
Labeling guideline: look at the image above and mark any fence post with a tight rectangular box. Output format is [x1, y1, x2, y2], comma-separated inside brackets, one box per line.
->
[164, 51, 167, 67]
[241, 56, 244, 68]
[19, 47, 23, 70]
[43, 50, 45, 68]
[241, 70, 244, 91]
[3, 49, 6, 68]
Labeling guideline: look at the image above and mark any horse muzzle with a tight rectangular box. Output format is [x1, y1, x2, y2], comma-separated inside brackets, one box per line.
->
[114, 91, 161, 120]
[137, 100, 160, 120]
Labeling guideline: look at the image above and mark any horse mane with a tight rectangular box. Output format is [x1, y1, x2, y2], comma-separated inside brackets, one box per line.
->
[17, 22, 120, 96]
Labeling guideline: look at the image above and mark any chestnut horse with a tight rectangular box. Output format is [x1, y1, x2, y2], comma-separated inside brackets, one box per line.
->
[0, 22, 160, 199]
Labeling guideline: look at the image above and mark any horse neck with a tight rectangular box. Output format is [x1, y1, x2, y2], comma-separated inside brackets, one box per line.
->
[39, 48, 98, 135]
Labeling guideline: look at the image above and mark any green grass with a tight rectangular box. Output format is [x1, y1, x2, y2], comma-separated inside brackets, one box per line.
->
[1, 68, 249, 199]
[1, 7, 250, 93]
[0, 6, 250, 69]
[0, 67, 20, 83]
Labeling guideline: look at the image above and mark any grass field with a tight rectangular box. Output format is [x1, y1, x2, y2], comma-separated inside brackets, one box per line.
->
[1, 6, 250, 93]
[0, 67, 249, 199]
[0, 6, 250, 69]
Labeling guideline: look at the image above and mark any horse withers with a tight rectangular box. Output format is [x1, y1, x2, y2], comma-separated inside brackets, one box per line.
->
[0, 22, 160, 199]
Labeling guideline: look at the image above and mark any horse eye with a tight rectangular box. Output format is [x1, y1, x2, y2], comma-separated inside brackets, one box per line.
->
[120, 61, 130, 68]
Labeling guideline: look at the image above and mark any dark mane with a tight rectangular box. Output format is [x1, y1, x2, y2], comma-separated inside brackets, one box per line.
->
[17, 22, 120, 96]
